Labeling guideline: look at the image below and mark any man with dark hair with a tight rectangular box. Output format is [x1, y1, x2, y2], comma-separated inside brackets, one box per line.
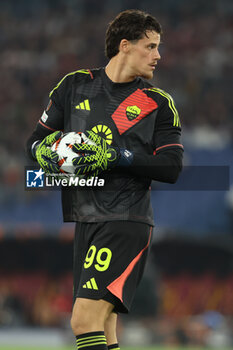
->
[26, 9, 183, 350]
[105, 9, 162, 60]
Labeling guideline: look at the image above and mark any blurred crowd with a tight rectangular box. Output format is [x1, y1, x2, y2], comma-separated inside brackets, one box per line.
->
[0, 271, 232, 347]
[0, 1, 233, 346]
[0, 272, 73, 328]
[1, 1, 232, 231]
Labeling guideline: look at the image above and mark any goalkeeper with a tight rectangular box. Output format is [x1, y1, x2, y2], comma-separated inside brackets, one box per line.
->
[26, 9, 183, 350]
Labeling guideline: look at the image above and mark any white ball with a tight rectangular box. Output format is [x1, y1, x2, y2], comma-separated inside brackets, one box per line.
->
[51, 132, 96, 174]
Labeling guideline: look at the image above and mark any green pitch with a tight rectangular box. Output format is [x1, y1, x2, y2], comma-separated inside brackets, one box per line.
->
[1, 347, 233, 350]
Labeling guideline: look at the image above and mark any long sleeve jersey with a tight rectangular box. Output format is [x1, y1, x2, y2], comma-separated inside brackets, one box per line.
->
[26, 68, 183, 225]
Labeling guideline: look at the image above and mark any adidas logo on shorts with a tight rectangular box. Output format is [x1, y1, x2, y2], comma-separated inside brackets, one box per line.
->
[83, 277, 98, 290]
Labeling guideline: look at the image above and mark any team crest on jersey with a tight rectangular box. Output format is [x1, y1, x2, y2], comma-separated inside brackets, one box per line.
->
[126, 105, 141, 121]
[91, 124, 113, 145]
[111, 89, 158, 135]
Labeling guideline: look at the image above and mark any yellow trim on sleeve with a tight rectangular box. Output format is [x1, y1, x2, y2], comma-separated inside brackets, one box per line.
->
[49, 69, 91, 97]
[147, 87, 181, 127]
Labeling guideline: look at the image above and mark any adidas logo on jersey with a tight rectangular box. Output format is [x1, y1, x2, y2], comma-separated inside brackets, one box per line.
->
[83, 277, 98, 290]
[75, 99, 90, 111]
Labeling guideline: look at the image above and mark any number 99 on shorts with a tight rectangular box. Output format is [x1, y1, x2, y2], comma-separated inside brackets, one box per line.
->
[84, 245, 112, 272]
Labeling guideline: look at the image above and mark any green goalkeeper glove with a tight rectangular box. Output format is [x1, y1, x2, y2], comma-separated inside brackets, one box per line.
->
[72, 130, 134, 176]
[35, 131, 62, 174]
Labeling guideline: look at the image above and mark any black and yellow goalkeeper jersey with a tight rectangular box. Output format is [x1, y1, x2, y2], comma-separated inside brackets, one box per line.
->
[27, 67, 183, 225]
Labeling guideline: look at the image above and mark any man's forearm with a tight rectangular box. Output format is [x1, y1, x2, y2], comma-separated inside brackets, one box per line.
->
[126, 148, 183, 183]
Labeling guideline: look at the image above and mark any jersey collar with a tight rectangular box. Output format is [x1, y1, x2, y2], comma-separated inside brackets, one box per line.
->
[101, 67, 140, 90]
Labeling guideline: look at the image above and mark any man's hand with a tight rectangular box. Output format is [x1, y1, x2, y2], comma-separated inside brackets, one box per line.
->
[72, 130, 134, 176]
[35, 131, 62, 174]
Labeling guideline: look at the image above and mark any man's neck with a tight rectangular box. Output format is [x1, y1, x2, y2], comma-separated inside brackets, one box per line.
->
[105, 56, 136, 83]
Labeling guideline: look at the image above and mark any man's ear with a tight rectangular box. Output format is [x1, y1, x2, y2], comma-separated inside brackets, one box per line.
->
[119, 39, 131, 53]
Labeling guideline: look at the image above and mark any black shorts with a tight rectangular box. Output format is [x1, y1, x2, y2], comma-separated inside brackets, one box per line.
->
[73, 221, 152, 313]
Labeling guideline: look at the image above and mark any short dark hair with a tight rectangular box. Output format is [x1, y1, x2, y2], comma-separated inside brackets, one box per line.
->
[105, 9, 162, 59]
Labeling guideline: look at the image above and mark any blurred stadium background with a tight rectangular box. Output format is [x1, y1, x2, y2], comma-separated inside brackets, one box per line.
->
[0, 0, 233, 348]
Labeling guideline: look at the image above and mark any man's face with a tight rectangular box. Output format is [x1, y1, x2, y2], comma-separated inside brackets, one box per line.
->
[127, 31, 161, 80]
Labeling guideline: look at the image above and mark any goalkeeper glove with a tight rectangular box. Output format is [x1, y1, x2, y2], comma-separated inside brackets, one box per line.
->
[72, 130, 134, 175]
[35, 131, 62, 174]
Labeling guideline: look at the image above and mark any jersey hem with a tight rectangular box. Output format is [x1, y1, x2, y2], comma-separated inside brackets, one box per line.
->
[63, 215, 154, 226]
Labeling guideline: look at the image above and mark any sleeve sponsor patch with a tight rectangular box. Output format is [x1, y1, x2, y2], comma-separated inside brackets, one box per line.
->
[41, 110, 48, 123]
